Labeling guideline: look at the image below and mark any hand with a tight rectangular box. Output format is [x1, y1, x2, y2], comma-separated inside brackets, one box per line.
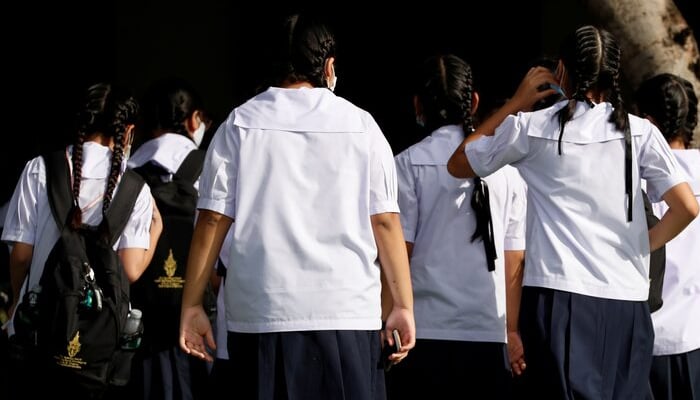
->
[507, 331, 526, 376]
[179, 304, 216, 362]
[384, 306, 416, 366]
[509, 66, 559, 112]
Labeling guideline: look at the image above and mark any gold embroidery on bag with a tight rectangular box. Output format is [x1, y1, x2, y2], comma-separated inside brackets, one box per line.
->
[154, 249, 185, 288]
[55, 331, 87, 369]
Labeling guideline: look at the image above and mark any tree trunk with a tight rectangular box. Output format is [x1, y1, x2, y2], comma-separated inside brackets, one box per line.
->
[582, 0, 700, 148]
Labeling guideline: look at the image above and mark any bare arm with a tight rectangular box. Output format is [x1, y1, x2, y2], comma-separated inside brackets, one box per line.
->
[119, 198, 163, 283]
[649, 182, 699, 251]
[447, 67, 557, 179]
[179, 209, 232, 361]
[371, 212, 415, 363]
[8, 242, 33, 316]
[505, 249, 526, 375]
[380, 242, 413, 321]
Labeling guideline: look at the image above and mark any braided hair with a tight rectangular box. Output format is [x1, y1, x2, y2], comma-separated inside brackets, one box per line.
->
[415, 54, 497, 270]
[556, 25, 634, 221]
[636, 73, 698, 148]
[70, 83, 139, 228]
[141, 77, 204, 142]
[270, 13, 336, 88]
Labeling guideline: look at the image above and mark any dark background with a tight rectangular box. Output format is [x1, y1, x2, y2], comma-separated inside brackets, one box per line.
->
[2, 0, 698, 204]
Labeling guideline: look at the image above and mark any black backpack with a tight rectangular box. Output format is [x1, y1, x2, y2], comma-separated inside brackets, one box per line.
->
[643, 190, 666, 313]
[10, 150, 145, 392]
[130, 149, 205, 353]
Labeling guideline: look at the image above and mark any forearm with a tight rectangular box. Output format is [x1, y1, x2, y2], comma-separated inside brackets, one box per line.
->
[505, 250, 525, 333]
[650, 182, 699, 251]
[181, 210, 232, 308]
[9, 243, 33, 303]
[371, 213, 413, 311]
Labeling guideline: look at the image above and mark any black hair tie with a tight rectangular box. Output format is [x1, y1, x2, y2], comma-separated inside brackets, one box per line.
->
[470, 177, 497, 271]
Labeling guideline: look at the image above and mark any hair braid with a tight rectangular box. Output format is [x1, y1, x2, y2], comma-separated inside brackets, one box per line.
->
[69, 129, 87, 229]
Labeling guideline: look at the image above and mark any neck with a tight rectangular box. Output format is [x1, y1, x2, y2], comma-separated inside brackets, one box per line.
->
[281, 80, 314, 89]
[85, 132, 115, 149]
[668, 137, 686, 150]
[585, 90, 605, 103]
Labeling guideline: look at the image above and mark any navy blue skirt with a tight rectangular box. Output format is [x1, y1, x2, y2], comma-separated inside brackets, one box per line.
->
[226, 330, 385, 400]
[649, 347, 700, 400]
[518, 286, 654, 400]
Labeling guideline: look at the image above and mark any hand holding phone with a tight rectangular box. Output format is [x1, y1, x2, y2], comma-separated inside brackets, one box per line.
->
[382, 329, 402, 372]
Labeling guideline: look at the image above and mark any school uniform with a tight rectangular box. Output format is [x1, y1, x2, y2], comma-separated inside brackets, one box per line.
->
[207, 228, 232, 398]
[198, 86, 397, 399]
[126, 133, 206, 400]
[128, 132, 199, 189]
[387, 125, 526, 399]
[2, 143, 153, 399]
[649, 149, 700, 400]
[465, 100, 686, 400]
[2, 143, 153, 337]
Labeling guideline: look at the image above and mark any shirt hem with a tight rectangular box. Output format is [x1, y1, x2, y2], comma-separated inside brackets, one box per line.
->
[227, 318, 382, 333]
[522, 277, 649, 301]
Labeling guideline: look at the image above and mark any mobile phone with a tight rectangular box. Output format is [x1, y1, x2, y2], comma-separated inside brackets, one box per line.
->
[382, 329, 401, 372]
[392, 329, 402, 353]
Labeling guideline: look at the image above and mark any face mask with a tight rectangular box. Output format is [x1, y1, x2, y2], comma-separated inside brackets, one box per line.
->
[192, 117, 206, 147]
[415, 115, 425, 128]
[327, 65, 338, 92]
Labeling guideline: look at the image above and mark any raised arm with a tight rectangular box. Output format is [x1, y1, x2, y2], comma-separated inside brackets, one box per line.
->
[447, 67, 557, 178]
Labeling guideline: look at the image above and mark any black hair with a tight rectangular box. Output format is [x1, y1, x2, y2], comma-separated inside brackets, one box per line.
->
[70, 82, 138, 228]
[141, 77, 205, 142]
[415, 54, 475, 136]
[556, 25, 633, 221]
[415, 54, 496, 270]
[636, 73, 698, 148]
[269, 13, 336, 88]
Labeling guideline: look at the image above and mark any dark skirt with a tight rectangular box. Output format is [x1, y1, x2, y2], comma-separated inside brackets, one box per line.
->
[385, 338, 512, 399]
[226, 330, 385, 400]
[518, 286, 654, 400]
[649, 347, 700, 400]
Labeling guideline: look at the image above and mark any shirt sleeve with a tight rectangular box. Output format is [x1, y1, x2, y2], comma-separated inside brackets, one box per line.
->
[395, 151, 418, 242]
[465, 113, 530, 177]
[638, 122, 686, 203]
[2, 157, 44, 245]
[197, 116, 240, 219]
[367, 114, 399, 215]
[504, 168, 527, 251]
[118, 184, 153, 250]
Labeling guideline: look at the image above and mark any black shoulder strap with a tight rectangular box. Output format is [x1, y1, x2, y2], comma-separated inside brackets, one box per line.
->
[43, 150, 145, 245]
[43, 150, 74, 230]
[104, 169, 145, 245]
[174, 149, 205, 184]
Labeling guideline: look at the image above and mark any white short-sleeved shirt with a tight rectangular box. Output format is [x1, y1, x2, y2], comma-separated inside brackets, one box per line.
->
[128, 133, 199, 190]
[465, 100, 685, 301]
[651, 149, 700, 355]
[395, 125, 526, 343]
[198, 87, 399, 333]
[2, 143, 154, 335]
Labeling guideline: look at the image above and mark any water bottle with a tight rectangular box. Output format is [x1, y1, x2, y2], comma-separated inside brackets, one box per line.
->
[121, 309, 143, 350]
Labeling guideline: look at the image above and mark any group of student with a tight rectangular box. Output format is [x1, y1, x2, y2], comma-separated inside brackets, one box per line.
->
[2, 12, 699, 400]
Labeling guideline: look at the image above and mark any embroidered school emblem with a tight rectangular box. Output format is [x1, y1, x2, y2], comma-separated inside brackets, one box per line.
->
[55, 331, 87, 369]
[155, 249, 185, 289]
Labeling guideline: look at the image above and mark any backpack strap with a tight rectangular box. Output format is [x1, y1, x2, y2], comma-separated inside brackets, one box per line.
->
[174, 149, 205, 184]
[42, 150, 74, 230]
[104, 169, 146, 246]
[43, 149, 145, 246]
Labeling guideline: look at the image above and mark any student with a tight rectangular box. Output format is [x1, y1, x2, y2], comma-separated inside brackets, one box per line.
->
[636, 73, 700, 400]
[2, 82, 163, 398]
[126, 77, 209, 400]
[178, 13, 415, 399]
[446, 25, 699, 399]
[386, 54, 527, 399]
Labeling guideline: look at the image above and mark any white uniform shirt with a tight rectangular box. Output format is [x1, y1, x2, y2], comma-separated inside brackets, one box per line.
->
[651, 149, 700, 355]
[396, 125, 526, 343]
[128, 133, 199, 190]
[198, 87, 399, 333]
[2, 143, 153, 335]
[465, 100, 685, 301]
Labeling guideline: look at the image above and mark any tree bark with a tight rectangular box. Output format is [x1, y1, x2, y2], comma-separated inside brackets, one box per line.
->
[582, 0, 700, 148]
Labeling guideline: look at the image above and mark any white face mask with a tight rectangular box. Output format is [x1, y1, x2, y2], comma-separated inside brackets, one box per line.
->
[328, 65, 338, 92]
[192, 117, 206, 147]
